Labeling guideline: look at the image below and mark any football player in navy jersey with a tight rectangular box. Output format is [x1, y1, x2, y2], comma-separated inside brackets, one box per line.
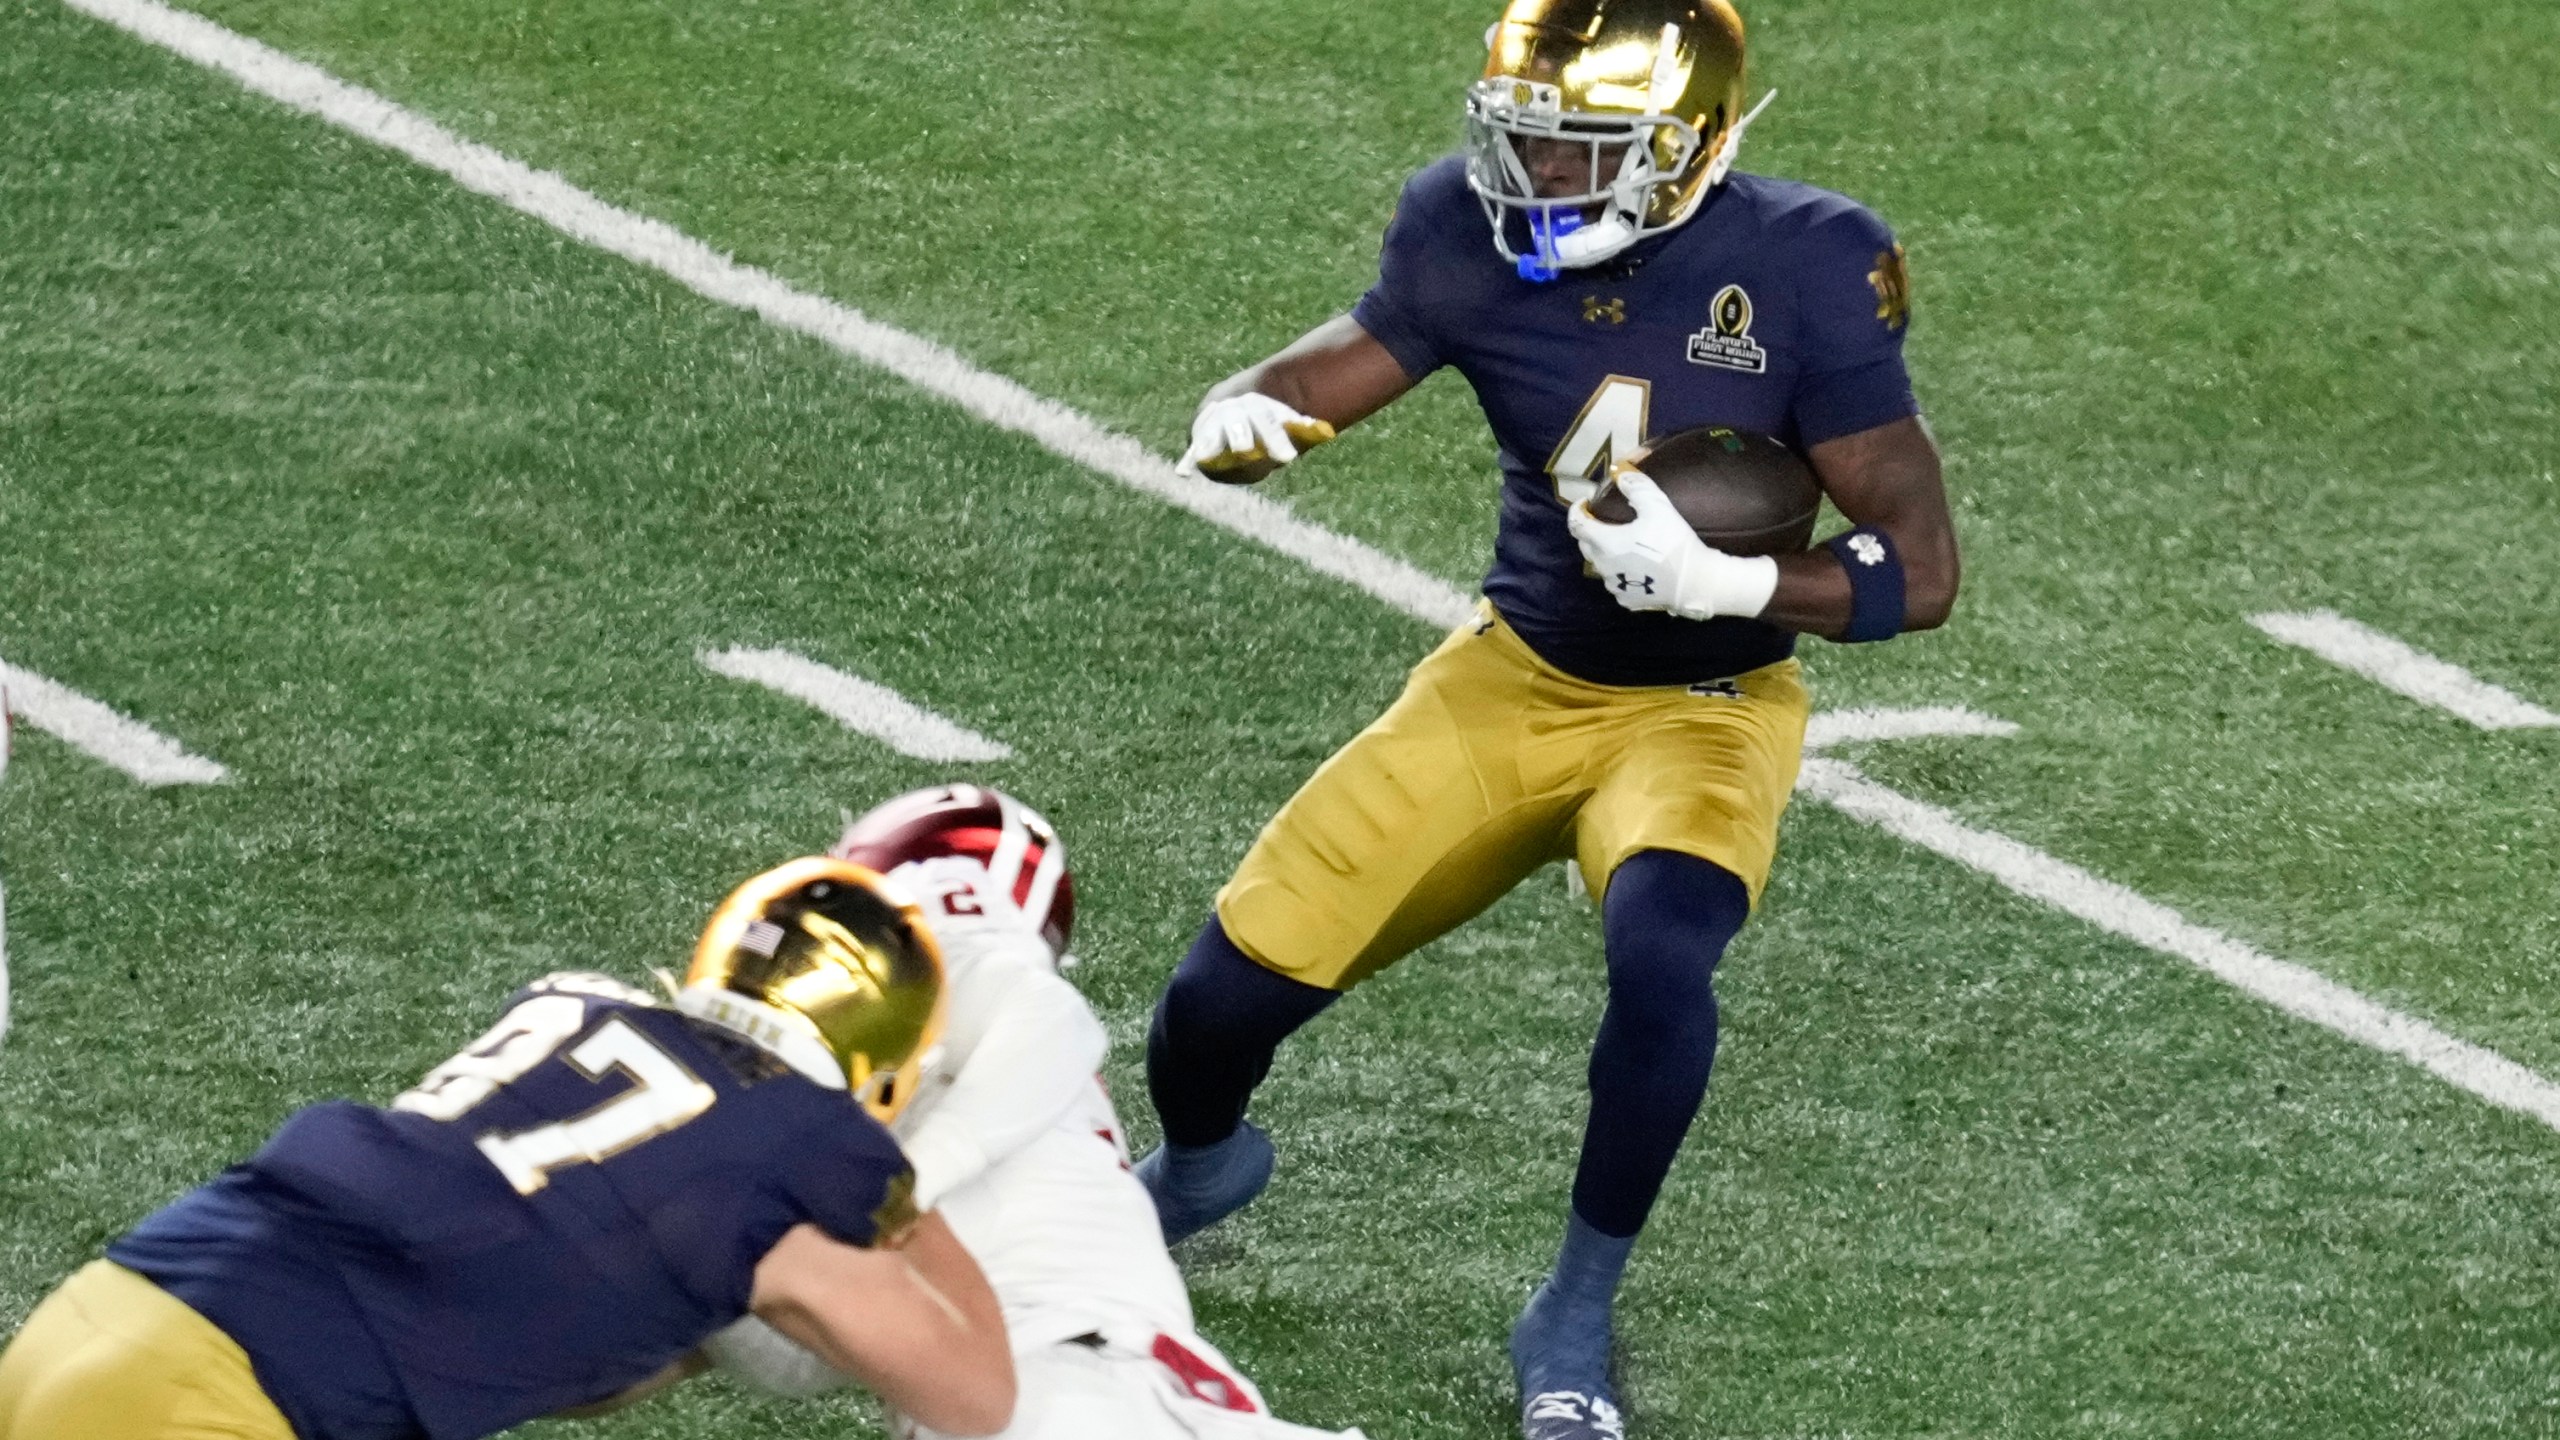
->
[0, 858, 1017, 1440]
[1137, 2, 1960, 1437]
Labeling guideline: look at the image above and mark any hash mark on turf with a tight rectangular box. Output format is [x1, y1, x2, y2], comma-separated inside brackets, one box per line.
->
[699, 647, 1013, 763]
[1804, 706, 2019, 750]
[0, 661, 230, 786]
[2249, 610, 2558, 731]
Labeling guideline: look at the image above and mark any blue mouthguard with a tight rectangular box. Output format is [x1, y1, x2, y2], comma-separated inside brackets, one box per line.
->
[1516, 207, 1584, 282]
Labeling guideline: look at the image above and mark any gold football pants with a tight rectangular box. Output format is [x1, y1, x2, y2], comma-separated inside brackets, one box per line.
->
[0, 1261, 294, 1440]
[1217, 604, 1809, 991]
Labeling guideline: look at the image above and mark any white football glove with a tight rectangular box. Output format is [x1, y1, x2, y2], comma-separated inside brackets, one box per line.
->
[1177, 393, 1336, 480]
[1566, 470, 1780, 622]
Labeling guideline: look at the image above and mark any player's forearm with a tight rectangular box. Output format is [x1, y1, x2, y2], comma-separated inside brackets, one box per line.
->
[867, 1220, 1017, 1435]
[753, 1219, 1016, 1436]
[1207, 315, 1410, 426]
[1770, 416, 1961, 638]
[1192, 357, 1335, 488]
[1184, 316, 1418, 484]
[1761, 511, 1959, 638]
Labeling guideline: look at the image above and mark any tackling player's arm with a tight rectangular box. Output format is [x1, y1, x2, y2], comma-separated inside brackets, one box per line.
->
[1758, 414, 1959, 637]
[750, 1215, 1016, 1436]
[1182, 315, 1418, 485]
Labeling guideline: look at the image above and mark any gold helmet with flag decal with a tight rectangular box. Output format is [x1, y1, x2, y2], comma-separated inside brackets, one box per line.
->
[681, 856, 944, 1121]
[1465, 0, 1765, 278]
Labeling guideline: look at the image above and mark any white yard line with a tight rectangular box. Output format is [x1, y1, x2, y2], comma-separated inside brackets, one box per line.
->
[62, 0, 2560, 1133]
[1798, 756, 2560, 1132]
[0, 662, 230, 786]
[56, 0, 1473, 633]
[700, 648, 1013, 763]
[2250, 610, 2558, 731]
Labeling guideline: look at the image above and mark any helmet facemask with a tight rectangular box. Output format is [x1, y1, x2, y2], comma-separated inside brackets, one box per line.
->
[1466, 2, 1763, 279]
[1466, 79, 1704, 279]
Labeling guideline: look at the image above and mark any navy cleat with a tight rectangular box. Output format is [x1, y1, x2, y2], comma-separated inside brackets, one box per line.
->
[1510, 1278, 1622, 1439]
[1133, 1120, 1274, 1244]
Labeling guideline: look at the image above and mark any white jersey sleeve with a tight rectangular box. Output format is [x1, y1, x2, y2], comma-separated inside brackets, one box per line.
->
[896, 937, 1108, 1211]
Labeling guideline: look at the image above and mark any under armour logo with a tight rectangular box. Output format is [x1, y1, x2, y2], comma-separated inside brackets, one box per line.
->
[1613, 573, 1656, 595]
[1581, 295, 1626, 325]
[1847, 533, 1887, 566]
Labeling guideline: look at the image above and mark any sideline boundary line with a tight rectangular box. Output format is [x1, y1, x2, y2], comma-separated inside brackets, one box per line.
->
[59, 0, 2560, 1137]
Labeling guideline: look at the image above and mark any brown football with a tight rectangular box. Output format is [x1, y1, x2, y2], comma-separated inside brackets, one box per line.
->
[1587, 426, 1822, 556]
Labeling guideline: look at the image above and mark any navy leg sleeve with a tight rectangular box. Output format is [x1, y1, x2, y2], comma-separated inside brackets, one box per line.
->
[1145, 915, 1340, 1148]
[1571, 849, 1752, 1239]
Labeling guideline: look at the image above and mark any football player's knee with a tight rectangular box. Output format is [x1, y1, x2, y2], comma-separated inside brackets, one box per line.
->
[1599, 850, 1750, 1024]
[1156, 918, 1335, 1047]
[1146, 917, 1338, 1145]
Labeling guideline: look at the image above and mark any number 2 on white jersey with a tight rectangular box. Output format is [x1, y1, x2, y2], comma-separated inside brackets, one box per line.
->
[1545, 375, 1652, 506]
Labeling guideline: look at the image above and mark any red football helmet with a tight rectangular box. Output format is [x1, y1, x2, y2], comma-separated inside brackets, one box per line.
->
[829, 785, 1075, 959]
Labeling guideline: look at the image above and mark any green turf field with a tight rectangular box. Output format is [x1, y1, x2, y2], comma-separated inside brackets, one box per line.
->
[4, 0, 2558, 1435]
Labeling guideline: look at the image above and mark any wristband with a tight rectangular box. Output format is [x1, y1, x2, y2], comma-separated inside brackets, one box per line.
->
[1823, 526, 1906, 643]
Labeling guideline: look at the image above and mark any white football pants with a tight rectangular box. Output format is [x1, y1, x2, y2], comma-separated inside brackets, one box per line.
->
[906, 1338, 1365, 1440]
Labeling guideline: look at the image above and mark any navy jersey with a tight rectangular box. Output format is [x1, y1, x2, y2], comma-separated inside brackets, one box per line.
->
[1352, 155, 1919, 687]
[109, 974, 914, 1440]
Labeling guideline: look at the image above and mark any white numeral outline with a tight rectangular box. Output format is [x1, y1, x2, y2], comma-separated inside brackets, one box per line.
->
[474, 1019, 718, 1196]
[392, 994, 589, 1122]
[1545, 375, 1652, 506]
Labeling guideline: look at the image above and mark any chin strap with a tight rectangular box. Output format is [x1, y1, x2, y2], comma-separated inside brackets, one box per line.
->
[1702, 88, 1778, 190]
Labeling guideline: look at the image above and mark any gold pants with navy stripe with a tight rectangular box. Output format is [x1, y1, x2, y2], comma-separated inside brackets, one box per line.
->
[0, 1261, 294, 1440]
[1217, 605, 1809, 991]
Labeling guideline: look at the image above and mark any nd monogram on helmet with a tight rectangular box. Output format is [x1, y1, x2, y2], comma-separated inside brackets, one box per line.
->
[1465, 0, 1770, 279]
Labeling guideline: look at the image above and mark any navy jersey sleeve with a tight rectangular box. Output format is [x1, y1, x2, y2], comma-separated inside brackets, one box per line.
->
[1789, 205, 1919, 447]
[1350, 174, 1450, 381]
[776, 1103, 919, 1250]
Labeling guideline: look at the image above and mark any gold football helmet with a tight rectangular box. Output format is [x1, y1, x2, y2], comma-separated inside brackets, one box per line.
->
[1466, 0, 1768, 278]
[682, 856, 944, 1120]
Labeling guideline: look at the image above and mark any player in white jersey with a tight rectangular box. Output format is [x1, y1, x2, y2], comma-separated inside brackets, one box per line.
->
[705, 786, 1365, 1440]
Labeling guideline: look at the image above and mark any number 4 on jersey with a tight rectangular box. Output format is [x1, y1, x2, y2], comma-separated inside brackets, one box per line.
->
[1545, 375, 1652, 506]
